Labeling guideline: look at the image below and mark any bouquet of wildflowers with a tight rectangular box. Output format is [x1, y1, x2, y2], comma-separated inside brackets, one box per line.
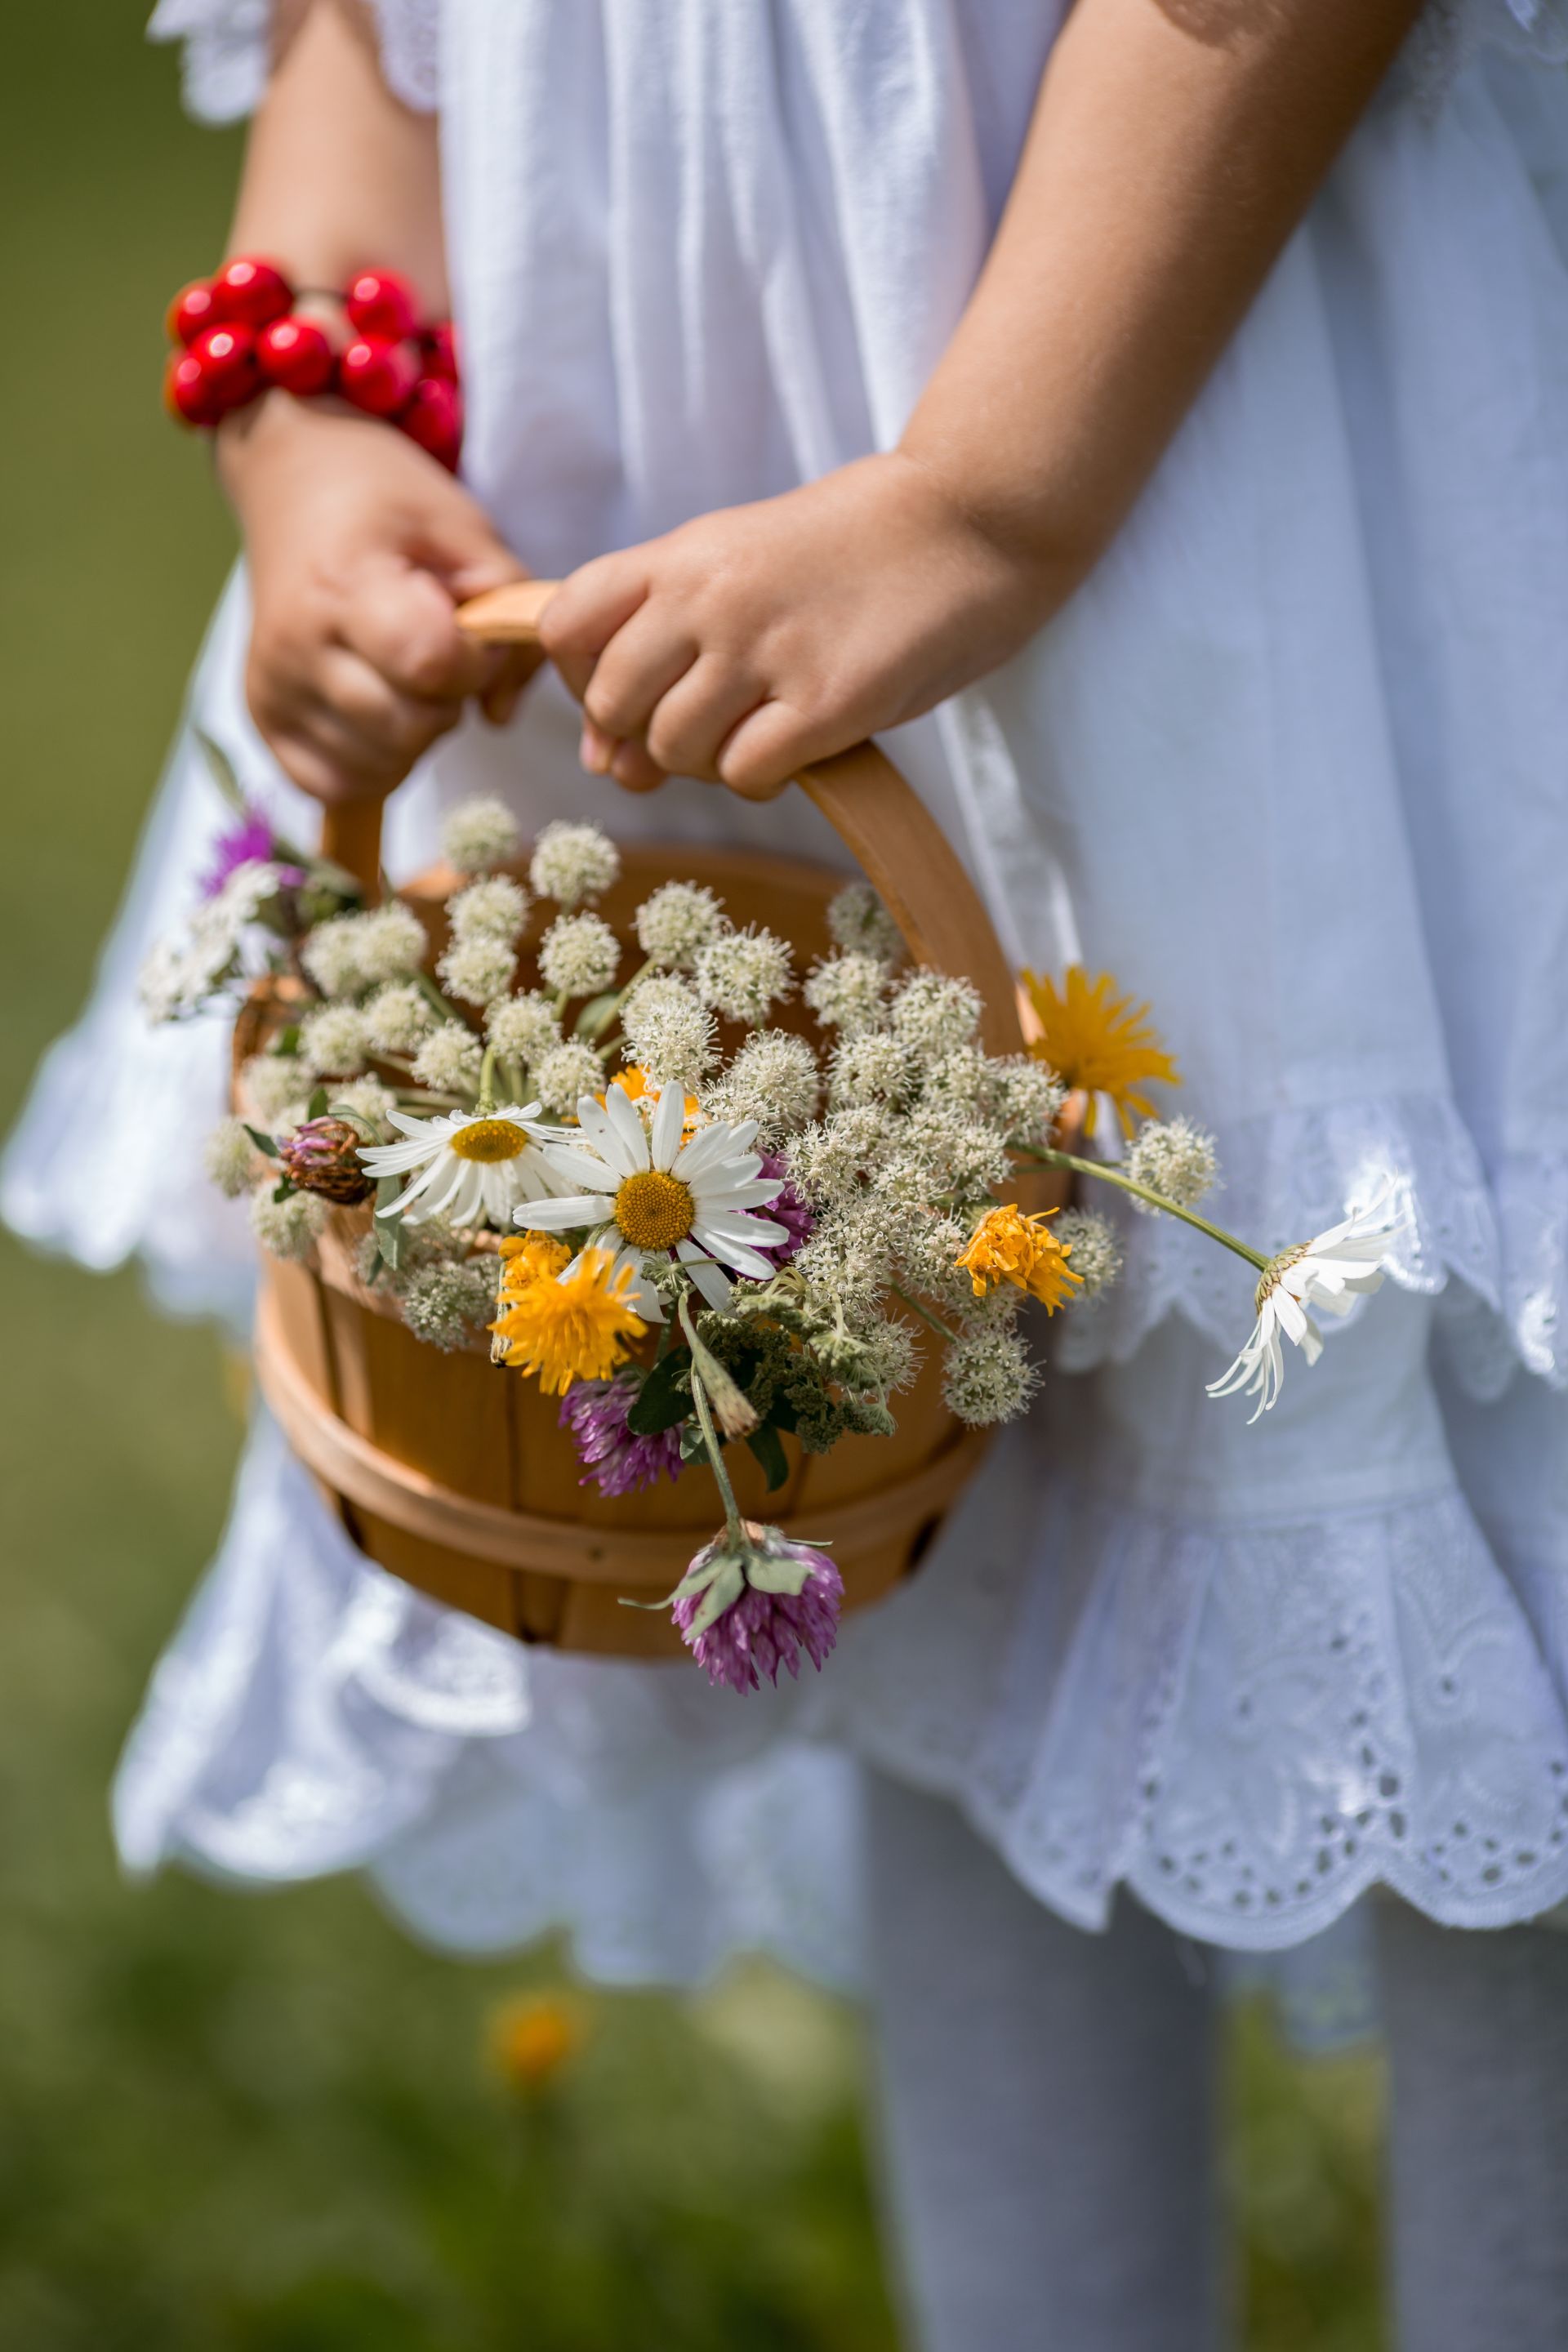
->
[149, 773, 1404, 1691]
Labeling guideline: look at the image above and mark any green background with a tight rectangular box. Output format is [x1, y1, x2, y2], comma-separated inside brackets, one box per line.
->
[0, 6, 1383, 2343]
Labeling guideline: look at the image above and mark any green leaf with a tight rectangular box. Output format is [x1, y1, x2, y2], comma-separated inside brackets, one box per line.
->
[271, 1025, 301, 1057]
[745, 1422, 790, 1493]
[195, 729, 246, 815]
[626, 1349, 693, 1437]
[243, 1125, 279, 1159]
[573, 991, 621, 1040]
[767, 1392, 800, 1434]
[306, 1085, 329, 1121]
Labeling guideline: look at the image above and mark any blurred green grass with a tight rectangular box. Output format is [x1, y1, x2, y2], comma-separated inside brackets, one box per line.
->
[0, 7, 1386, 2345]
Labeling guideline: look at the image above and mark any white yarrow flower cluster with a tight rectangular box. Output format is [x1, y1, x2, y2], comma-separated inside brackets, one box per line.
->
[203, 1117, 260, 1197]
[364, 982, 435, 1055]
[942, 1327, 1036, 1426]
[249, 1185, 329, 1262]
[635, 880, 725, 968]
[701, 1031, 820, 1145]
[1126, 1116, 1218, 1213]
[449, 875, 529, 942]
[442, 795, 520, 875]
[827, 1030, 909, 1107]
[301, 902, 425, 1000]
[1053, 1209, 1123, 1298]
[331, 1074, 400, 1128]
[139, 861, 283, 1020]
[412, 1021, 484, 1095]
[534, 1039, 606, 1115]
[693, 924, 794, 1024]
[538, 911, 621, 998]
[620, 975, 717, 1087]
[826, 881, 903, 968]
[298, 1002, 370, 1077]
[485, 990, 562, 1068]
[242, 1052, 310, 1121]
[529, 818, 619, 907]
[399, 1259, 501, 1352]
[803, 951, 889, 1036]
[991, 1056, 1067, 1149]
[438, 932, 517, 1007]
[889, 970, 982, 1059]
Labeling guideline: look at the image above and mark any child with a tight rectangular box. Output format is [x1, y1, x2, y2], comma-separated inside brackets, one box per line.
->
[7, 1, 1568, 2342]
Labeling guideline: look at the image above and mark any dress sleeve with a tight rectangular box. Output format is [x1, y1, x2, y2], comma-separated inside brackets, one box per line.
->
[147, 0, 439, 125]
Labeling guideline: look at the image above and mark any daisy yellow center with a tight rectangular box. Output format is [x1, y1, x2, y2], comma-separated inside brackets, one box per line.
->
[614, 1168, 695, 1250]
[450, 1118, 528, 1164]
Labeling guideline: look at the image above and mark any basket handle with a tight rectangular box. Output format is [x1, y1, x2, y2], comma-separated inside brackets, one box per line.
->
[321, 578, 1023, 1054]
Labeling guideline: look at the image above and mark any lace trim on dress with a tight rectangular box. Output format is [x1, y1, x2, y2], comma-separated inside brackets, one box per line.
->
[835, 1475, 1568, 1953]
[1055, 1094, 1565, 1397]
[147, 0, 439, 122]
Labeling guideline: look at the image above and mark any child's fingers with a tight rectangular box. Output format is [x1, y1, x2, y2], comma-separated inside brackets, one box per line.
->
[538, 553, 651, 703]
[580, 604, 698, 743]
[317, 646, 465, 764]
[643, 653, 768, 782]
[341, 563, 495, 702]
[713, 697, 836, 802]
[605, 737, 670, 795]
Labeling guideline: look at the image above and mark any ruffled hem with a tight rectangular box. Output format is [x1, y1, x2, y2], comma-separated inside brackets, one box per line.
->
[147, 0, 439, 123]
[1055, 1094, 1563, 1397]
[114, 1379, 1568, 1972]
[839, 1470, 1568, 1952]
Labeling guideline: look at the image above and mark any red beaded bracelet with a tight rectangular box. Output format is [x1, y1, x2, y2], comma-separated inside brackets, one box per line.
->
[163, 256, 462, 471]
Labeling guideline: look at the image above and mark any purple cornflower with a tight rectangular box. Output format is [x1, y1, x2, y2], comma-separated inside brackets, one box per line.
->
[560, 1370, 683, 1497]
[758, 1152, 814, 1266]
[672, 1524, 843, 1693]
[202, 808, 305, 898]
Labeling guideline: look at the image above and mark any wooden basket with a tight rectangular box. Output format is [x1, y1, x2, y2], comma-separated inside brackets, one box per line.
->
[248, 580, 1065, 1659]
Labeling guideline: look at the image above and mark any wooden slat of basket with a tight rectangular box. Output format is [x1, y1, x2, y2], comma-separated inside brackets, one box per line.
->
[255, 1280, 985, 1584]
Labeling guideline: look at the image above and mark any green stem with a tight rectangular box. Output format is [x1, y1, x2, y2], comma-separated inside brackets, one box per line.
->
[687, 1359, 745, 1543]
[476, 1044, 499, 1115]
[590, 956, 654, 1041]
[1024, 1147, 1271, 1274]
[414, 970, 464, 1027]
[890, 1282, 962, 1346]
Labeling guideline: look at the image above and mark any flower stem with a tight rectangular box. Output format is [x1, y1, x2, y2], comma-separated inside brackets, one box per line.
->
[586, 956, 654, 1043]
[687, 1355, 745, 1543]
[890, 1282, 962, 1346]
[477, 1044, 498, 1115]
[414, 970, 465, 1027]
[1023, 1147, 1271, 1273]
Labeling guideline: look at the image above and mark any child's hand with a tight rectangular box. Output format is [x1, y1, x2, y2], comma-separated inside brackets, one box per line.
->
[219, 394, 537, 804]
[538, 454, 1062, 800]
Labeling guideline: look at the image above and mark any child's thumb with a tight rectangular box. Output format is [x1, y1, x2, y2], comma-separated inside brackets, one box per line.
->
[419, 510, 541, 716]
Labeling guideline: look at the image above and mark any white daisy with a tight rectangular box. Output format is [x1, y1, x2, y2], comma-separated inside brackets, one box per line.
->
[520, 1081, 787, 1316]
[359, 1102, 555, 1227]
[1208, 1186, 1406, 1422]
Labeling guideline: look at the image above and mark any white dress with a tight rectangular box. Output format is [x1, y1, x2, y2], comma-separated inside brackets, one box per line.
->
[7, 0, 1568, 1988]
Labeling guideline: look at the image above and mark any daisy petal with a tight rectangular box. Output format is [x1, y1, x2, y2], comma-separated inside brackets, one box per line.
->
[650, 1081, 684, 1170]
[677, 1237, 733, 1312]
[518, 1193, 617, 1230]
[605, 1082, 654, 1172]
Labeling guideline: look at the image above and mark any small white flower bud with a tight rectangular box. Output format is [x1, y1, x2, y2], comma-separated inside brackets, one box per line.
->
[534, 1039, 605, 1115]
[529, 818, 620, 907]
[249, 1185, 329, 1263]
[438, 932, 518, 1007]
[411, 1021, 484, 1094]
[1125, 1117, 1218, 1212]
[449, 875, 530, 943]
[298, 1003, 370, 1078]
[442, 795, 521, 875]
[537, 911, 621, 998]
[635, 880, 725, 968]
[203, 1117, 260, 1197]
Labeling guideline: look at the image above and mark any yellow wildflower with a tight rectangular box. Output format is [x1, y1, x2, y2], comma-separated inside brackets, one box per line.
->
[488, 1992, 588, 2095]
[492, 1242, 645, 1392]
[498, 1229, 572, 1277]
[957, 1205, 1085, 1314]
[1021, 965, 1179, 1138]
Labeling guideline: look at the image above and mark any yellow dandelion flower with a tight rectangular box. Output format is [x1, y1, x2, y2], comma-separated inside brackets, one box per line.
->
[488, 1992, 588, 2095]
[957, 1204, 1085, 1314]
[1020, 965, 1179, 1138]
[492, 1243, 646, 1392]
[498, 1229, 572, 1278]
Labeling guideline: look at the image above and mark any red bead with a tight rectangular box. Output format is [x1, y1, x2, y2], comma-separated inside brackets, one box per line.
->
[165, 348, 223, 426]
[187, 322, 260, 412]
[421, 321, 459, 384]
[257, 315, 336, 397]
[212, 256, 294, 329]
[339, 335, 419, 417]
[167, 278, 219, 346]
[401, 376, 463, 470]
[345, 269, 418, 342]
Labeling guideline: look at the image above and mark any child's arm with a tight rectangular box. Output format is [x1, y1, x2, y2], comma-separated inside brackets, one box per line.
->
[216, 0, 532, 806]
[544, 0, 1426, 800]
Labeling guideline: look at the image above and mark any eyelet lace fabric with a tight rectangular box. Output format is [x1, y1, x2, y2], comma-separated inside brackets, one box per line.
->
[148, 0, 439, 121]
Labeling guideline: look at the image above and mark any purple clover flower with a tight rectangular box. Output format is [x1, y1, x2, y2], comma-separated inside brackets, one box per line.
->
[673, 1526, 843, 1694]
[559, 1371, 683, 1497]
[757, 1152, 814, 1266]
[202, 808, 305, 899]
